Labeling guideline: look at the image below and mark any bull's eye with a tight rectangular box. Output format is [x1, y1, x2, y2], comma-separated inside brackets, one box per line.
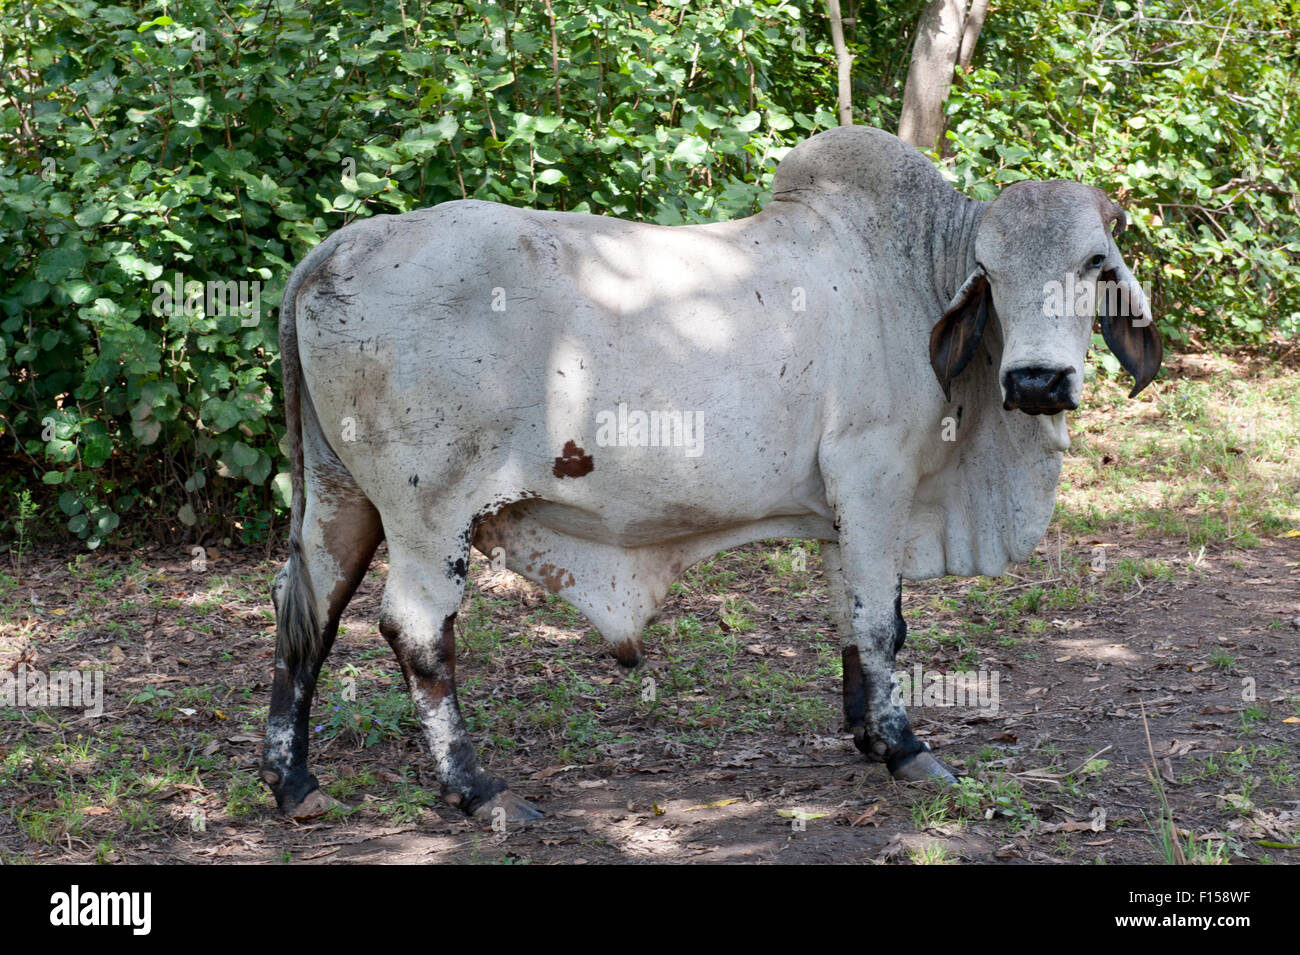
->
[1087, 253, 1107, 271]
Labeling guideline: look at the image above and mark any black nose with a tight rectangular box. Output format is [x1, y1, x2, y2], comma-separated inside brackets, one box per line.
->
[1003, 366, 1076, 415]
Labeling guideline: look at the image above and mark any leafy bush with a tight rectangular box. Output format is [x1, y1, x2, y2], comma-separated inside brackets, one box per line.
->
[942, 0, 1300, 347]
[1, 0, 1296, 548]
[0, 0, 830, 545]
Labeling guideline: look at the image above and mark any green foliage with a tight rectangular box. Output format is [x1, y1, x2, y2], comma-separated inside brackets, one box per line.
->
[5, 487, 38, 574]
[1, 0, 1296, 547]
[942, 0, 1300, 346]
[0, 0, 830, 543]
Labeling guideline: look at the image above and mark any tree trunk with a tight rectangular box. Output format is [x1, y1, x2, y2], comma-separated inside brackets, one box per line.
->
[958, 0, 990, 72]
[827, 0, 854, 126]
[898, 0, 979, 153]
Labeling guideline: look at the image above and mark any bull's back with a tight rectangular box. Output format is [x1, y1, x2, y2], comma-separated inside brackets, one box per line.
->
[295, 199, 843, 525]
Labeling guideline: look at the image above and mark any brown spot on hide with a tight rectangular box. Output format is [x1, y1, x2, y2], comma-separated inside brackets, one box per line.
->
[552, 440, 594, 478]
[537, 563, 576, 593]
[317, 482, 384, 625]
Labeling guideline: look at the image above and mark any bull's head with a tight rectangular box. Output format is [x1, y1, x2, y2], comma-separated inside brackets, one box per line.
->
[929, 181, 1162, 413]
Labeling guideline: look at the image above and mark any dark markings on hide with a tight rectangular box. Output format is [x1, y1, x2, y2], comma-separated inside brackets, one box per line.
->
[380, 611, 506, 814]
[893, 580, 907, 656]
[438, 612, 457, 685]
[842, 646, 867, 735]
[380, 612, 456, 701]
[552, 439, 594, 478]
[956, 405, 963, 425]
[857, 655, 924, 769]
[537, 563, 576, 593]
[755, 290, 764, 305]
[446, 523, 474, 583]
[409, 474, 419, 487]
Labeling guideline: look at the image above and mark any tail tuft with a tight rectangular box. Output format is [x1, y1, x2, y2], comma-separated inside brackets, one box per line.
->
[274, 537, 321, 669]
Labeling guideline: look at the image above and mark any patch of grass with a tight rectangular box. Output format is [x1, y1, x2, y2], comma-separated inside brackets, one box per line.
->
[459, 594, 509, 662]
[327, 768, 379, 802]
[12, 790, 93, 845]
[1187, 837, 1232, 865]
[1237, 704, 1269, 734]
[1056, 367, 1300, 543]
[909, 793, 953, 830]
[908, 843, 954, 864]
[1043, 583, 1093, 610]
[950, 775, 1038, 833]
[314, 680, 419, 749]
[7, 488, 39, 577]
[1181, 753, 1222, 784]
[719, 596, 757, 634]
[119, 799, 161, 834]
[764, 540, 818, 580]
[380, 783, 438, 824]
[94, 838, 117, 864]
[224, 775, 265, 819]
[1107, 557, 1174, 589]
[676, 553, 739, 592]
[1209, 649, 1237, 671]
[730, 664, 833, 734]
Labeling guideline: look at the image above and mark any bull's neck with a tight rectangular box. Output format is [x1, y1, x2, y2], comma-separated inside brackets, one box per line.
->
[936, 195, 987, 305]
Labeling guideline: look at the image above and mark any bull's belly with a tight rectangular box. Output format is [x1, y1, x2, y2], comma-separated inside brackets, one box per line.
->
[502, 497, 832, 548]
[472, 499, 836, 651]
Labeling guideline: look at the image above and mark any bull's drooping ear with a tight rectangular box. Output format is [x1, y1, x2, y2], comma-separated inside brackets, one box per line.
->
[1099, 264, 1162, 398]
[929, 266, 990, 401]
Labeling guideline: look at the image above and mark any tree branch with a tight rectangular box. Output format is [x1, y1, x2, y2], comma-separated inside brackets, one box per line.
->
[827, 0, 854, 126]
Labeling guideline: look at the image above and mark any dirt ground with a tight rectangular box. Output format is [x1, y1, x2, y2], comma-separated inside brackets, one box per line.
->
[2, 526, 1297, 865]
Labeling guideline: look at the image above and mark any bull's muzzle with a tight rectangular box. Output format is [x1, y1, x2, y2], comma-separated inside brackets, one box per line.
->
[1002, 366, 1077, 415]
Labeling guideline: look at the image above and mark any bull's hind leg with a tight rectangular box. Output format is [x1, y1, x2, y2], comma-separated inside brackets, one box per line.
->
[262, 477, 383, 818]
[380, 533, 542, 823]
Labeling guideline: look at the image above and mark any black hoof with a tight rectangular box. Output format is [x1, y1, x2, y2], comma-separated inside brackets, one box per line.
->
[262, 766, 339, 818]
[471, 789, 545, 825]
[890, 749, 958, 785]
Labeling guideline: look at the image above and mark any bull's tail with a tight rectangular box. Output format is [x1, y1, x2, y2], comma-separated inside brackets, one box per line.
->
[274, 238, 341, 669]
[275, 541, 320, 670]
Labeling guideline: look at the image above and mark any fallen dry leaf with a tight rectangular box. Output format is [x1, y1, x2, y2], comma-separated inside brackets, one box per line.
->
[685, 798, 740, 811]
[848, 804, 881, 827]
[529, 764, 578, 781]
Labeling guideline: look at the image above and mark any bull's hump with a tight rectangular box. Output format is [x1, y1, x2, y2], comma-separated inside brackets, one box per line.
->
[772, 125, 953, 211]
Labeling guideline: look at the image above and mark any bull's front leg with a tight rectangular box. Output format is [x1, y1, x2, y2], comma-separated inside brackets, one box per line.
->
[822, 484, 957, 784]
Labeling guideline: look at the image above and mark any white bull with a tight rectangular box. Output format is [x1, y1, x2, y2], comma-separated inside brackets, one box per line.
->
[261, 125, 1161, 821]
